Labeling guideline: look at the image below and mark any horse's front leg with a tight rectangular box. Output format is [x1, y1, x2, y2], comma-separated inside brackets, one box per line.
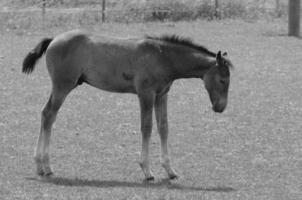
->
[138, 90, 155, 181]
[155, 94, 178, 179]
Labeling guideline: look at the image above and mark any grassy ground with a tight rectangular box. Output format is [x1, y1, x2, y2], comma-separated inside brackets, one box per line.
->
[0, 20, 302, 200]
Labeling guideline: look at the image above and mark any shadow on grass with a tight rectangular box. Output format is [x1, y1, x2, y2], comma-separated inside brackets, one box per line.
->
[26, 176, 236, 192]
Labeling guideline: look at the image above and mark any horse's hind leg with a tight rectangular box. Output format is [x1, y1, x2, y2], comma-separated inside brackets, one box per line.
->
[155, 94, 178, 179]
[34, 85, 73, 176]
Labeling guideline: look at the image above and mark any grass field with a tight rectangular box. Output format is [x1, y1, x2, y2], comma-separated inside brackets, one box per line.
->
[1, 19, 302, 200]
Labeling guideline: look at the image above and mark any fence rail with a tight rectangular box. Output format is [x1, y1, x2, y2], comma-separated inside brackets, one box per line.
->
[0, 0, 295, 25]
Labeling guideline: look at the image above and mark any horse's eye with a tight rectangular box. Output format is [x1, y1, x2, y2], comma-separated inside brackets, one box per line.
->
[220, 79, 226, 85]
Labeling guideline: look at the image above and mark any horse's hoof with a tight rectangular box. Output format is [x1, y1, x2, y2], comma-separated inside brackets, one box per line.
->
[146, 176, 155, 181]
[37, 171, 45, 176]
[44, 171, 53, 177]
[169, 174, 178, 180]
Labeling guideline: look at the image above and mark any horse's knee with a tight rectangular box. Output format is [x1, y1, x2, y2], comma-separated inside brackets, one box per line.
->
[158, 126, 168, 136]
[141, 125, 152, 137]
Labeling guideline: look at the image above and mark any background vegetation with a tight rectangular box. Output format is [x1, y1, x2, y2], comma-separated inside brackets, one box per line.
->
[0, 0, 290, 31]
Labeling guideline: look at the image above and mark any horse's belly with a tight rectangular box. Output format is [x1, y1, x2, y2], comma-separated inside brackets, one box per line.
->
[84, 51, 137, 93]
[84, 71, 136, 94]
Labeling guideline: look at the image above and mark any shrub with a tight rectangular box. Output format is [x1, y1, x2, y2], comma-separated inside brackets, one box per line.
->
[222, 1, 247, 18]
[0, 0, 289, 31]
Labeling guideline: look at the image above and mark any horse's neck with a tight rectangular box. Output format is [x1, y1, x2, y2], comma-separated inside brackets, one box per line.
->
[170, 51, 216, 80]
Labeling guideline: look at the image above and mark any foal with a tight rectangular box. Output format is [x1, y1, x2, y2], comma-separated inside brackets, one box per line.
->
[23, 30, 233, 180]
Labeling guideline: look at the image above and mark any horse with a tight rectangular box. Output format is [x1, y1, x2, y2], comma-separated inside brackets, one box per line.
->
[22, 30, 233, 181]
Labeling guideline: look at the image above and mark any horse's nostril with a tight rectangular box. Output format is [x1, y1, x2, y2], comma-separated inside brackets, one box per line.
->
[216, 108, 224, 113]
[212, 103, 225, 113]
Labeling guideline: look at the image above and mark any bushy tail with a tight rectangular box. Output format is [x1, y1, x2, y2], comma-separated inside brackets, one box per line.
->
[22, 38, 53, 74]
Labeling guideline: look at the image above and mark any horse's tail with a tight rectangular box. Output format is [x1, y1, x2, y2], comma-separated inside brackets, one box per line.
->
[22, 38, 53, 74]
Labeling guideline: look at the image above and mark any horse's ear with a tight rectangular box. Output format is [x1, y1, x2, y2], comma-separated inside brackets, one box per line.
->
[216, 51, 222, 59]
[222, 52, 227, 56]
[216, 51, 223, 63]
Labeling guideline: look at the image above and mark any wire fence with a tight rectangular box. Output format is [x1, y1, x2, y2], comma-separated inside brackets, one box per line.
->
[0, 0, 296, 31]
[0, 0, 291, 20]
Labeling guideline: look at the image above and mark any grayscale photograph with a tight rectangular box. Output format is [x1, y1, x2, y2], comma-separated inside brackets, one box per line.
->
[0, 0, 301, 199]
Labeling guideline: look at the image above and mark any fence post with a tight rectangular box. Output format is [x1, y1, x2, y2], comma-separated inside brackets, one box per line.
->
[215, 0, 220, 19]
[275, 0, 281, 17]
[288, 0, 300, 37]
[102, 0, 106, 22]
[42, 0, 46, 29]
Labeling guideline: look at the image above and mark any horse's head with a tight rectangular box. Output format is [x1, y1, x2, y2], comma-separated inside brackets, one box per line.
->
[203, 51, 232, 113]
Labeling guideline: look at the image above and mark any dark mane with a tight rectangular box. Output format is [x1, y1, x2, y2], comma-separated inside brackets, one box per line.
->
[146, 34, 216, 57]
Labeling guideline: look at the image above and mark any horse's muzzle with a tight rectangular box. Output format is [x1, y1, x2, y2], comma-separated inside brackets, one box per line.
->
[212, 105, 225, 113]
[212, 100, 227, 113]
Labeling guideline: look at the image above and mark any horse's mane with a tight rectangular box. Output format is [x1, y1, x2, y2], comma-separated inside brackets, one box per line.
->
[146, 34, 216, 57]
